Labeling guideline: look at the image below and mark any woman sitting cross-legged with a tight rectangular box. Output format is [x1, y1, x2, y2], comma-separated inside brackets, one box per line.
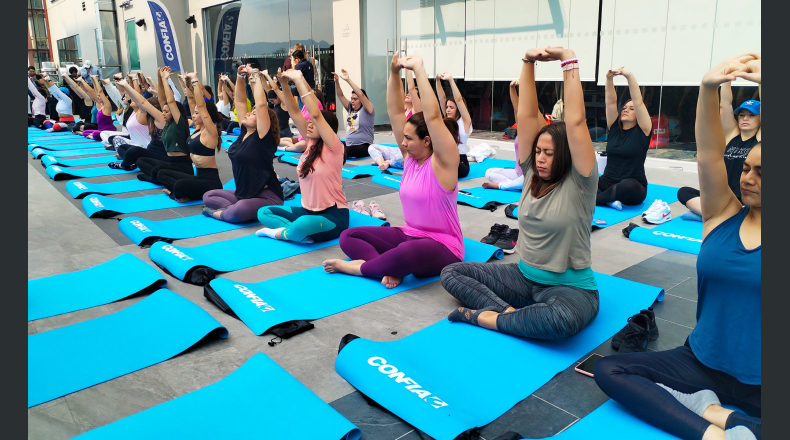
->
[439, 47, 600, 340]
[254, 68, 348, 243]
[202, 64, 284, 223]
[323, 53, 464, 289]
[594, 54, 761, 440]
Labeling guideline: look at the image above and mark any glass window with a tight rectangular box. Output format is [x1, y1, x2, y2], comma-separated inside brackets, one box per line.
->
[57, 35, 82, 65]
[126, 20, 141, 70]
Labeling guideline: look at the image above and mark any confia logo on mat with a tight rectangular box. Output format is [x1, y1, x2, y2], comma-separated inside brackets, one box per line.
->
[161, 245, 193, 261]
[367, 357, 449, 409]
[130, 220, 151, 232]
[652, 231, 702, 243]
[88, 197, 104, 208]
[51, 166, 62, 172]
[233, 284, 275, 312]
[73, 182, 88, 190]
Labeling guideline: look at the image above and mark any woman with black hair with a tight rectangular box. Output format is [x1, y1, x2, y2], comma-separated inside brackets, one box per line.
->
[596, 67, 652, 211]
[81, 75, 117, 141]
[440, 47, 600, 340]
[333, 68, 375, 158]
[255, 68, 348, 244]
[142, 71, 224, 202]
[135, 67, 193, 189]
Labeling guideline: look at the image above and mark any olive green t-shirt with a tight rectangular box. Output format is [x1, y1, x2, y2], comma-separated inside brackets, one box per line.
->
[161, 112, 189, 154]
[516, 156, 598, 274]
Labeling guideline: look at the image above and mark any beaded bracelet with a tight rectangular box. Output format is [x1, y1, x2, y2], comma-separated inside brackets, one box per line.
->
[562, 62, 579, 71]
[560, 58, 579, 67]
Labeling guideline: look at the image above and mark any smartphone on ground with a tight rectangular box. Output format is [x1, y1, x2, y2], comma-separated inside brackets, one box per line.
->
[575, 353, 604, 377]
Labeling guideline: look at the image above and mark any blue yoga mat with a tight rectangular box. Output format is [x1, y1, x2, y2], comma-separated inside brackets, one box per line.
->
[371, 173, 403, 189]
[463, 158, 516, 180]
[82, 193, 203, 218]
[28, 140, 100, 150]
[334, 273, 664, 440]
[280, 153, 301, 165]
[31, 146, 107, 159]
[66, 179, 161, 198]
[629, 217, 703, 255]
[458, 186, 522, 209]
[207, 240, 504, 335]
[42, 154, 116, 167]
[549, 400, 681, 439]
[149, 210, 388, 282]
[46, 164, 137, 181]
[28, 289, 228, 408]
[72, 353, 361, 440]
[119, 195, 302, 245]
[28, 253, 166, 321]
[342, 164, 384, 179]
[511, 183, 680, 228]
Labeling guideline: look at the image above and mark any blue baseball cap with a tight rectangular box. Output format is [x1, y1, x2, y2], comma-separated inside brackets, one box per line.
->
[59, 87, 70, 96]
[733, 100, 760, 115]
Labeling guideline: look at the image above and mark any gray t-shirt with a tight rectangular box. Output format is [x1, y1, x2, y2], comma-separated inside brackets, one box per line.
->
[516, 156, 598, 273]
[345, 104, 375, 146]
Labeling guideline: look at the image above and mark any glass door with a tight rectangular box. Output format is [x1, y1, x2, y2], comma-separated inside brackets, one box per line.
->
[125, 20, 140, 71]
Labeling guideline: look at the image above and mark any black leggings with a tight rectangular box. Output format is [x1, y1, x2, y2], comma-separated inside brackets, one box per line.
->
[120, 142, 169, 169]
[29, 115, 45, 127]
[73, 122, 98, 133]
[677, 187, 701, 206]
[221, 119, 239, 132]
[596, 176, 647, 206]
[136, 156, 193, 185]
[157, 167, 222, 200]
[594, 343, 761, 440]
[458, 154, 470, 179]
[344, 142, 370, 159]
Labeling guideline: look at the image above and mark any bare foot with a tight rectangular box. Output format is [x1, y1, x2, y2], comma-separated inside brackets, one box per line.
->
[162, 189, 172, 195]
[175, 197, 190, 203]
[381, 275, 403, 289]
[378, 161, 391, 171]
[115, 153, 121, 159]
[322, 259, 364, 275]
[482, 181, 499, 189]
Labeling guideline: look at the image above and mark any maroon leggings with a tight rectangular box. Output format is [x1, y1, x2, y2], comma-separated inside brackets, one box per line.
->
[339, 226, 461, 278]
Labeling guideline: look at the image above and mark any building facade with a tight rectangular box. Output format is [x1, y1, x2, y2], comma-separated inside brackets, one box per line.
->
[44, 0, 761, 145]
[28, 0, 52, 70]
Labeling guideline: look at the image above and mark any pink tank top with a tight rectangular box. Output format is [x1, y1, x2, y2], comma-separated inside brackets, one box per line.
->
[398, 155, 464, 260]
[296, 135, 348, 211]
[514, 136, 523, 176]
[126, 111, 152, 147]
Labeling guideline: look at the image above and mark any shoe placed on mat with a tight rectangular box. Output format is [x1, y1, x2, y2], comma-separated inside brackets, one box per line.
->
[494, 228, 519, 254]
[612, 307, 659, 350]
[680, 210, 703, 222]
[368, 201, 386, 220]
[642, 199, 663, 217]
[644, 201, 672, 225]
[351, 200, 370, 216]
[615, 313, 653, 353]
[481, 223, 508, 245]
[622, 222, 640, 238]
[608, 200, 623, 211]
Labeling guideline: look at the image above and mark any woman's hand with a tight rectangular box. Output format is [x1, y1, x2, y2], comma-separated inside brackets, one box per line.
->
[237, 64, 247, 77]
[438, 71, 453, 80]
[701, 54, 757, 88]
[116, 78, 128, 87]
[509, 79, 520, 88]
[390, 52, 402, 75]
[733, 57, 761, 84]
[605, 68, 623, 79]
[339, 69, 350, 81]
[544, 46, 576, 62]
[398, 55, 424, 71]
[332, 72, 340, 83]
[281, 68, 303, 82]
[523, 48, 551, 62]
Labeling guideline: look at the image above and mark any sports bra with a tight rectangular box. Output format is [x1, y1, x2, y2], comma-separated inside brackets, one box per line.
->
[187, 131, 216, 156]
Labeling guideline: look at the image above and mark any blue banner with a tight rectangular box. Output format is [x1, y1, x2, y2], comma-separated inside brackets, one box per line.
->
[213, 4, 241, 75]
[147, 0, 184, 72]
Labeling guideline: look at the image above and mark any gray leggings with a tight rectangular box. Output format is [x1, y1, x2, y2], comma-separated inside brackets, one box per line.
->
[440, 262, 599, 340]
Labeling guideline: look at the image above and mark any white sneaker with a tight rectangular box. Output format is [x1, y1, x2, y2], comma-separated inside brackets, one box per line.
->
[644, 202, 672, 224]
[352, 200, 370, 216]
[368, 201, 386, 220]
[642, 199, 663, 217]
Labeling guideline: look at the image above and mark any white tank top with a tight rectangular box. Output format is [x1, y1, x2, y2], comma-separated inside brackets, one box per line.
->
[217, 100, 232, 119]
[126, 111, 152, 148]
[457, 118, 472, 155]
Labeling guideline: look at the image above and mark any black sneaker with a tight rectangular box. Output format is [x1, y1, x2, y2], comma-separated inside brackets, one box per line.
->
[481, 224, 508, 245]
[495, 228, 519, 254]
[622, 222, 641, 238]
[616, 313, 651, 353]
[611, 307, 659, 350]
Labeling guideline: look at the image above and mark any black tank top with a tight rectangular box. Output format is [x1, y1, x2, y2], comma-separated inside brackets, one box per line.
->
[723, 134, 759, 200]
[602, 122, 651, 187]
[188, 131, 216, 156]
[274, 104, 292, 138]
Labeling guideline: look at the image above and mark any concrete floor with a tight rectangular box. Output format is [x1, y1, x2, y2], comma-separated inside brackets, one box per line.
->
[28, 131, 702, 439]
